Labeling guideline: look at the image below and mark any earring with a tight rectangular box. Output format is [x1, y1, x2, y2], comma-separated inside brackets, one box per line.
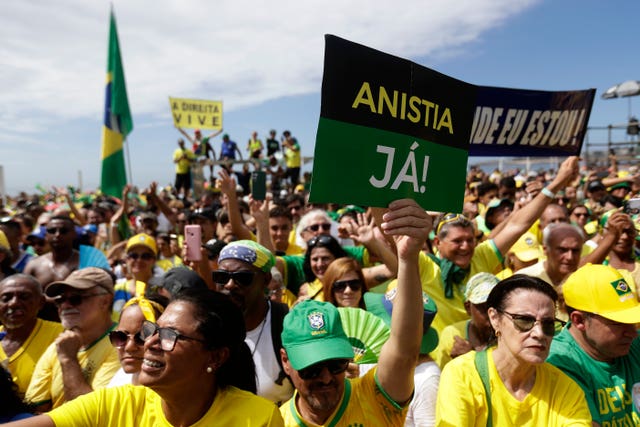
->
[206, 366, 213, 373]
[495, 330, 502, 338]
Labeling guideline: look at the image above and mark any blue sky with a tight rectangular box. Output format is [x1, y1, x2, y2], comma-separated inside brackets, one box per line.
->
[1, 0, 639, 196]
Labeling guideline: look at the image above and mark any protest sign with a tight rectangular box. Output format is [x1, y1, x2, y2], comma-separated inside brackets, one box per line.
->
[310, 35, 477, 213]
[469, 86, 595, 157]
[169, 97, 223, 130]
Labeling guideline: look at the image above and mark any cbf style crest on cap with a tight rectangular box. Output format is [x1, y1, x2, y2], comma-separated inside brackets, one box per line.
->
[281, 300, 354, 370]
[563, 263, 640, 324]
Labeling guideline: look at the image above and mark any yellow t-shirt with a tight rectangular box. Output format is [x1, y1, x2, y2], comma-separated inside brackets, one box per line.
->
[436, 348, 591, 426]
[47, 384, 284, 426]
[431, 319, 468, 369]
[25, 326, 121, 409]
[173, 148, 196, 174]
[280, 368, 407, 426]
[388, 240, 502, 334]
[0, 319, 64, 396]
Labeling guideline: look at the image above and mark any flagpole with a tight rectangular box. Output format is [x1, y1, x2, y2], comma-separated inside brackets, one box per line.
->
[124, 137, 133, 185]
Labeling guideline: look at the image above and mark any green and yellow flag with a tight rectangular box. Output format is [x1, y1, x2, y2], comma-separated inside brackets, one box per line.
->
[100, 9, 133, 198]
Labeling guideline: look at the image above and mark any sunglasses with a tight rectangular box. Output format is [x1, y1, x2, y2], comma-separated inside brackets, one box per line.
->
[46, 227, 71, 235]
[499, 310, 564, 337]
[127, 252, 156, 261]
[53, 292, 106, 307]
[307, 234, 334, 248]
[298, 359, 350, 380]
[332, 279, 363, 293]
[304, 223, 331, 233]
[109, 330, 145, 348]
[212, 270, 255, 287]
[140, 320, 206, 352]
[436, 213, 466, 235]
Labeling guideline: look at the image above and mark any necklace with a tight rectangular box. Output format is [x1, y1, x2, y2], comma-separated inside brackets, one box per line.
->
[250, 302, 270, 357]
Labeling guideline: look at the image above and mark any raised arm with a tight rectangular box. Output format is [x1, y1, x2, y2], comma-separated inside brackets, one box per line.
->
[493, 156, 579, 255]
[349, 212, 398, 285]
[376, 198, 432, 405]
[250, 195, 276, 253]
[144, 182, 177, 226]
[216, 169, 252, 240]
[177, 127, 195, 144]
[109, 184, 131, 245]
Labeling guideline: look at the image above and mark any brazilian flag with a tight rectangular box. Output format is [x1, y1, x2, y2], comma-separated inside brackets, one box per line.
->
[100, 9, 133, 198]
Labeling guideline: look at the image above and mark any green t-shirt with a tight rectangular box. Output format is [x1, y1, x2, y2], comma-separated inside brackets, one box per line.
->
[547, 326, 640, 426]
[280, 246, 367, 295]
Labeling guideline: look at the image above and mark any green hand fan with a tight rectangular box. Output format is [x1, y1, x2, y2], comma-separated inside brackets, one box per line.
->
[338, 307, 390, 364]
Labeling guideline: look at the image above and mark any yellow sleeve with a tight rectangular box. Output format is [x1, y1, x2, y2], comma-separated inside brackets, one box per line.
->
[89, 348, 122, 390]
[436, 352, 486, 426]
[25, 343, 56, 406]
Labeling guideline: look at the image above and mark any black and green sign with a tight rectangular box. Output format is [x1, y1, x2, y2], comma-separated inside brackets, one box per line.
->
[310, 35, 477, 212]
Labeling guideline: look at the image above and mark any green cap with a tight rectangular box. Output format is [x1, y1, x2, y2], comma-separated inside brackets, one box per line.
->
[282, 300, 355, 370]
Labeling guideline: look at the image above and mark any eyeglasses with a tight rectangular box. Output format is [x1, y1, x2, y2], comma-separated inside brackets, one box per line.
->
[332, 279, 363, 293]
[109, 330, 145, 348]
[298, 359, 350, 380]
[127, 252, 156, 261]
[53, 292, 107, 307]
[46, 227, 71, 235]
[140, 320, 206, 352]
[306, 234, 334, 248]
[498, 310, 564, 337]
[436, 213, 466, 235]
[212, 270, 255, 287]
[304, 223, 331, 233]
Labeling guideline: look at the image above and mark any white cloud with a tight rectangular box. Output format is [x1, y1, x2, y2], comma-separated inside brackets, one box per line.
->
[0, 0, 538, 131]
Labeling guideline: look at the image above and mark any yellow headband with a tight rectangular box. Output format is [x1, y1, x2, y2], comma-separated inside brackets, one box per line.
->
[122, 281, 164, 322]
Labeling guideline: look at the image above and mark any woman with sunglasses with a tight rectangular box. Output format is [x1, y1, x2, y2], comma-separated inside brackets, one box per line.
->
[112, 233, 159, 320]
[297, 235, 348, 302]
[6, 289, 284, 427]
[321, 257, 368, 309]
[107, 291, 168, 387]
[436, 275, 591, 426]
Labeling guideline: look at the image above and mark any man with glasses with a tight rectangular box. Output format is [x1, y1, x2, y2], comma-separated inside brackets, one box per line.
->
[547, 264, 640, 426]
[213, 240, 294, 404]
[24, 216, 79, 289]
[0, 274, 63, 396]
[25, 267, 119, 411]
[280, 198, 430, 426]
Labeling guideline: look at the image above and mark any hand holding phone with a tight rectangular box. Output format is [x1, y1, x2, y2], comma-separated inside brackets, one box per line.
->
[251, 171, 267, 201]
[184, 224, 202, 261]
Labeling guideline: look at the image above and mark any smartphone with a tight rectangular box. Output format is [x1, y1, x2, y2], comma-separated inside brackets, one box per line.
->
[625, 197, 640, 215]
[251, 171, 267, 200]
[184, 224, 202, 261]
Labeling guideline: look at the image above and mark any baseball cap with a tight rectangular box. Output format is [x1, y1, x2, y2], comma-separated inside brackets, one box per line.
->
[282, 300, 355, 370]
[464, 272, 500, 304]
[365, 285, 439, 354]
[218, 240, 275, 273]
[563, 264, 640, 324]
[203, 238, 227, 260]
[159, 267, 208, 297]
[588, 180, 606, 192]
[609, 181, 631, 191]
[26, 226, 47, 242]
[46, 267, 115, 297]
[190, 207, 217, 222]
[126, 233, 158, 256]
[509, 231, 540, 262]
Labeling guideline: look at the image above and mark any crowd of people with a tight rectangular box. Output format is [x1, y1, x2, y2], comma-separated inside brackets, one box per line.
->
[1, 148, 640, 426]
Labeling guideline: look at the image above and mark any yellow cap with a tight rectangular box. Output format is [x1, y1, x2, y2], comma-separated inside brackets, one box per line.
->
[0, 230, 9, 251]
[125, 233, 157, 256]
[509, 231, 540, 262]
[564, 264, 640, 324]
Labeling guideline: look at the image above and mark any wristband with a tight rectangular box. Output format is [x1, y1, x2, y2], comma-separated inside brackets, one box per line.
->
[541, 187, 555, 199]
